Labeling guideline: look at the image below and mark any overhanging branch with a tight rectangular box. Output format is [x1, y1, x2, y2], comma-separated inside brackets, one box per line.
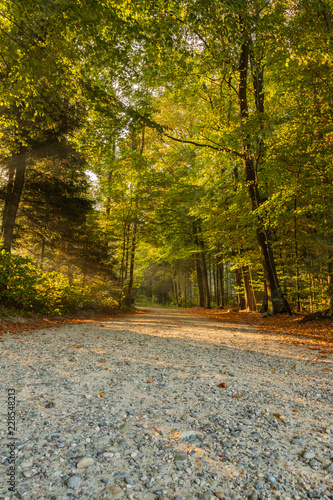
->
[163, 133, 245, 159]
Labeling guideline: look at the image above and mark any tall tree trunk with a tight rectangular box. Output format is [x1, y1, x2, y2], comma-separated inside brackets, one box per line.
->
[328, 247, 333, 310]
[200, 244, 211, 309]
[234, 268, 246, 310]
[195, 254, 205, 307]
[106, 141, 115, 217]
[184, 261, 187, 308]
[126, 223, 136, 306]
[242, 265, 255, 311]
[218, 259, 224, 306]
[238, 24, 291, 315]
[1, 148, 27, 253]
[249, 267, 258, 311]
[215, 257, 220, 306]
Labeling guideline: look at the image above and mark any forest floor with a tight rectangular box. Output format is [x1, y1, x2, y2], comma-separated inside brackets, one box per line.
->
[187, 308, 333, 354]
[0, 307, 332, 500]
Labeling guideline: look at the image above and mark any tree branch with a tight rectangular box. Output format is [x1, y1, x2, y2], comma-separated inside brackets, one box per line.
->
[163, 133, 245, 158]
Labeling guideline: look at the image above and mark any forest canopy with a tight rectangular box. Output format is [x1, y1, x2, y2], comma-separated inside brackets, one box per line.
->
[0, 0, 332, 316]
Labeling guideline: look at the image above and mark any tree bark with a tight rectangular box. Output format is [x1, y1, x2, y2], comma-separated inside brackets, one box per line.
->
[328, 247, 333, 310]
[126, 223, 136, 306]
[242, 265, 255, 311]
[195, 254, 205, 307]
[234, 268, 246, 310]
[200, 243, 211, 309]
[1, 148, 27, 253]
[218, 259, 224, 306]
[238, 22, 291, 315]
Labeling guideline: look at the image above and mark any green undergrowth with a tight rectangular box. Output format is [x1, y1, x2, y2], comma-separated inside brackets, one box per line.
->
[0, 250, 119, 316]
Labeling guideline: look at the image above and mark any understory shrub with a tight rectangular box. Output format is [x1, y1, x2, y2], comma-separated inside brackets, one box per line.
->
[0, 251, 117, 315]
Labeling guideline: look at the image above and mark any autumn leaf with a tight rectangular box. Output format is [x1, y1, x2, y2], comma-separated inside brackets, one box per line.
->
[118, 338, 123, 341]
[232, 395, 242, 399]
[147, 378, 154, 383]
[218, 382, 226, 388]
[99, 392, 105, 397]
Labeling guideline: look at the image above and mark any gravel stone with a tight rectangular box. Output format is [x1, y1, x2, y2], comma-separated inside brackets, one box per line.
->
[67, 475, 82, 489]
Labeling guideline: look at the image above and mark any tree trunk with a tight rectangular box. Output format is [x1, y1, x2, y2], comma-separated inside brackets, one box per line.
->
[238, 26, 291, 315]
[1, 148, 27, 253]
[328, 247, 333, 310]
[195, 254, 205, 307]
[106, 141, 115, 217]
[215, 258, 220, 306]
[126, 223, 136, 306]
[249, 267, 258, 311]
[234, 268, 246, 310]
[218, 259, 224, 306]
[242, 265, 255, 311]
[200, 245, 211, 309]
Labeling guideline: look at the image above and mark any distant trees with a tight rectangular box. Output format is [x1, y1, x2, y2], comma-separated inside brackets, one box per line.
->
[0, 0, 332, 314]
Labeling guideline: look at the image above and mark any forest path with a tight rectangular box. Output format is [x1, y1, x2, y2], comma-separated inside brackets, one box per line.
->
[1, 308, 333, 499]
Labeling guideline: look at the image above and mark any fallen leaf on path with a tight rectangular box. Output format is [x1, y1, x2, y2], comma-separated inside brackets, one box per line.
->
[232, 395, 242, 398]
[117, 338, 123, 341]
[99, 392, 105, 397]
[218, 382, 226, 388]
[147, 379, 154, 383]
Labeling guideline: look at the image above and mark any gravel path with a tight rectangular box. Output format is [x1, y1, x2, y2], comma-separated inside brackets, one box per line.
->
[1, 308, 333, 500]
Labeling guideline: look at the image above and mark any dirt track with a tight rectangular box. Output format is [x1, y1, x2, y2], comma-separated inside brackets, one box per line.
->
[1, 307, 332, 499]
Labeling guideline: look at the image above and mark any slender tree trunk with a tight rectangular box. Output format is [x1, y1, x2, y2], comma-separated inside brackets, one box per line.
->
[195, 254, 205, 307]
[215, 257, 220, 306]
[119, 222, 128, 297]
[200, 245, 211, 309]
[328, 247, 333, 310]
[238, 25, 291, 315]
[126, 223, 136, 306]
[242, 265, 255, 311]
[294, 197, 301, 312]
[218, 259, 224, 306]
[184, 261, 187, 308]
[124, 227, 130, 282]
[249, 267, 258, 311]
[106, 141, 115, 217]
[1, 148, 27, 253]
[235, 268, 246, 310]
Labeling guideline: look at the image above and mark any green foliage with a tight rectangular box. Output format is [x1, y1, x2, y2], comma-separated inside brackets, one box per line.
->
[0, 251, 118, 315]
